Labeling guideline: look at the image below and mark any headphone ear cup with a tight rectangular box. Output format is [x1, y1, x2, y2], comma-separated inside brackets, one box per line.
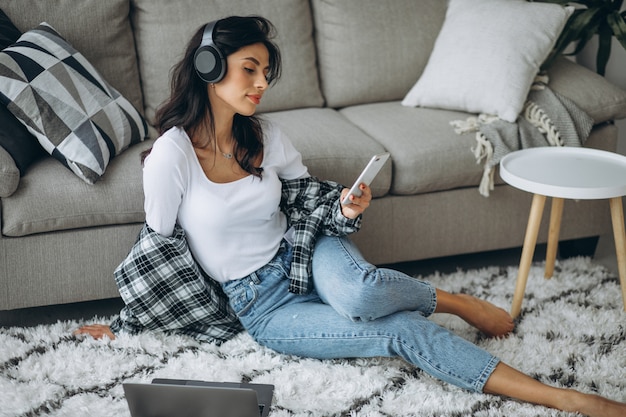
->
[194, 44, 226, 83]
[194, 21, 226, 83]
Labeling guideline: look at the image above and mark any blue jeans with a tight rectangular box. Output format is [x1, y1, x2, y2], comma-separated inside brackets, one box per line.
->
[221, 236, 499, 393]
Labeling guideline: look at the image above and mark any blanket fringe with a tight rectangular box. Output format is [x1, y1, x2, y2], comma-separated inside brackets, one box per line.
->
[524, 101, 562, 146]
[450, 82, 563, 197]
[530, 73, 549, 90]
[449, 118, 498, 196]
[450, 114, 499, 135]
[449, 73, 579, 197]
[479, 165, 495, 197]
[450, 117, 480, 134]
[472, 132, 493, 164]
[471, 132, 495, 197]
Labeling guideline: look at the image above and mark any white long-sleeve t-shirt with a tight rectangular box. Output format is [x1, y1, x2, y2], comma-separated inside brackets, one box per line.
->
[143, 123, 308, 282]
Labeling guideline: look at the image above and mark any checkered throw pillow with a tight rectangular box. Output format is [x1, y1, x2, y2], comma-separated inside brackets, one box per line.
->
[0, 22, 148, 184]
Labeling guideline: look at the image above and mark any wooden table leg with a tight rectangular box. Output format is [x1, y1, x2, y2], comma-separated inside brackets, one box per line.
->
[511, 194, 546, 318]
[609, 197, 626, 312]
[545, 197, 564, 279]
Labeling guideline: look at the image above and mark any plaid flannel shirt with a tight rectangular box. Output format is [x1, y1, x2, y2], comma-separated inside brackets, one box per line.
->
[280, 177, 361, 294]
[110, 223, 243, 342]
[110, 176, 360, 341]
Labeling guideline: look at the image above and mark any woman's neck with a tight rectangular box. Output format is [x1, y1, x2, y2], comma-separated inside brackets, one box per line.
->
[211, 105, 236, 148]
[213, 124, 235, 160]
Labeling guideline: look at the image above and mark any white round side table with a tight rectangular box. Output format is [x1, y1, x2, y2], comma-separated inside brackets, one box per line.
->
[499, 147, 626, 318]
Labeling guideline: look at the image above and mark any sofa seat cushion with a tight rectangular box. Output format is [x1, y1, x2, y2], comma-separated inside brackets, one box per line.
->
[2, 140, 154, 237]
[132, 0, 323, 122]
[341, 102, 619, 197]
[265, 108, 391, 198]
[341, 102, 484, 195]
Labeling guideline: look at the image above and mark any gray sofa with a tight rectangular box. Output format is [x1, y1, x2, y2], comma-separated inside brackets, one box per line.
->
[2, 0, 626, 311]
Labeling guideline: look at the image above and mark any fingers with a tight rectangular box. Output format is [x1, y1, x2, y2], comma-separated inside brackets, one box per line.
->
[73, 324, 116, 340]
[340, 184, 371, 219]
[346, 183, 371, 208]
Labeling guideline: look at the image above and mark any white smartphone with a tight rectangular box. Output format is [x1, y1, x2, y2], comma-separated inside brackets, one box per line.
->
[341, 152, 390, 205]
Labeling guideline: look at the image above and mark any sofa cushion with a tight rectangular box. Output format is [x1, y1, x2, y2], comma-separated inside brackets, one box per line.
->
[547, 57, 626, 124]
[264, 108, 391, 197]
[0, 144, 18, 197]
[0, 0, 143, 112]
[0, 7, 20, 48]
[311, 0, 446, 108]
[131, 0, 323, 123]
[0, 8, 46, 180]
[1, 139, 154, 237]
[0, 105, 46, 177]
[0, 23, 149, 184]
[341, 102, 483, 195]
[341, 102, 619, 197]
[402, 0, 572, 123]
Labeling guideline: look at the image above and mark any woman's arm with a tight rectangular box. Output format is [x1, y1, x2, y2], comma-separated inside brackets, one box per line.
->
[142, 135, 187, 237]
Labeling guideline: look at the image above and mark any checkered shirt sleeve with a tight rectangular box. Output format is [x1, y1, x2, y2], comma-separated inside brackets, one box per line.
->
[110, 223, 243, 343]
[281, 177, 361, 294]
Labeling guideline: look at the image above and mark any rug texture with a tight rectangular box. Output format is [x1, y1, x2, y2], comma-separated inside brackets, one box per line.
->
[1, 257, 624, 417]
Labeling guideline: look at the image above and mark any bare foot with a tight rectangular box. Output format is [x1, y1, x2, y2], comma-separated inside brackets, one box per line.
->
[456, 294, 514, 337]
[435, 290, 514, 337]
[73, 324, 116, 340]
[484, 362, 626, 417]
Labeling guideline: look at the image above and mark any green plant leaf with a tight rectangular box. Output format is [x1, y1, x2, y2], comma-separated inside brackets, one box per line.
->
[608, 10, 626, 51]
[596, 20, 613, 74]
[537, 0, 626, 74]
[543, 7, 603, 68]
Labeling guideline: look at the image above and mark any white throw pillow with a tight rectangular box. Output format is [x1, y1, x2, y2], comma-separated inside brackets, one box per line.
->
[402, 0, 573, 123]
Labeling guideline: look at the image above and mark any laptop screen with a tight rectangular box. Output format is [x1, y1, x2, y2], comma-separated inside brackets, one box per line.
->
[123, 381, 273, 417]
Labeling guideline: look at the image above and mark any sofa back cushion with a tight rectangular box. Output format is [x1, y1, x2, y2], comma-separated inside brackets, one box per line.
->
[311, 0, 446, 108]
[0, 0, 144, 113]
[132, 0, 323, 124]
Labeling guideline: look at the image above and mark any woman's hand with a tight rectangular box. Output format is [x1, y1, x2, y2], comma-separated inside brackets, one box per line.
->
[73, 324, 116, 340]
[340, 183, 371, 219]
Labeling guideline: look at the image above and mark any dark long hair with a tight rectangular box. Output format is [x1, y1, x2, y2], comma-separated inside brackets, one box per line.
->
[146, 16, 282, 177]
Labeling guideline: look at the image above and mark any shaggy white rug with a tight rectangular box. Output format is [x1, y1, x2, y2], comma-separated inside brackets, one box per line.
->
[1, 257, 624, 417]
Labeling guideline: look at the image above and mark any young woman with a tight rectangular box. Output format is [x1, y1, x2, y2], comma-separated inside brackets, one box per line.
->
[76, 16, 626, 417]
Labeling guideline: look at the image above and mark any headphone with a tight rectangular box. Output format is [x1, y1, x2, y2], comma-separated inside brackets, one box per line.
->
[194, 20, 226, 83]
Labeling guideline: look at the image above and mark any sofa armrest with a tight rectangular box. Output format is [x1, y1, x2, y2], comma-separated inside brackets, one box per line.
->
[0, 145, 19, 197]
[547, 57, 626, 125]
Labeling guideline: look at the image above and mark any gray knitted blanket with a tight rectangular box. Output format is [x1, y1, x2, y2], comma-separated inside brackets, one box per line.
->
[451, 76, 594, 196]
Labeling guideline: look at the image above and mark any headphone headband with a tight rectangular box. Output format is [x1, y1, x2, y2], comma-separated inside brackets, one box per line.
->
[194, 20, 226, 83]
[200, 21, 217, 49]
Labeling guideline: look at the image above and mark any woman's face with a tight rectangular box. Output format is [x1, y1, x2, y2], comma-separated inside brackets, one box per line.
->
[210, 42, 270, 117]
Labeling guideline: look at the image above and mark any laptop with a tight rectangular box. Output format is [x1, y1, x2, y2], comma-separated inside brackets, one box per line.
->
[123, 378, 274, 417]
